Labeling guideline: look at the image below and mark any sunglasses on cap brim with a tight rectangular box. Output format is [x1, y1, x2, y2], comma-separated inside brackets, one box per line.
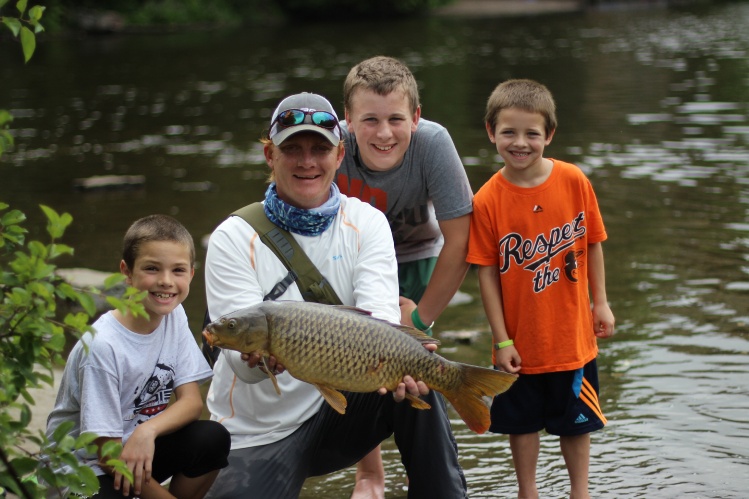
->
[272, 109, 340, 131]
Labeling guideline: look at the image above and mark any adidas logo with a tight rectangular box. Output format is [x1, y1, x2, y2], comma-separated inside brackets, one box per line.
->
[575, 413, 589, 424]
[532, 205, 543, 213]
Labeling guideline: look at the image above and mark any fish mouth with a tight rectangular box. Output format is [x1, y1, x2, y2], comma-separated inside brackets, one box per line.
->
[202, 329, 219, 347]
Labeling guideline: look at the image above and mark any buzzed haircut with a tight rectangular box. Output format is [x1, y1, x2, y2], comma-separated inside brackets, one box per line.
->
[343, 55, 420, 115]
[121, 214, 195, 270]
[485, 79, 558, 137]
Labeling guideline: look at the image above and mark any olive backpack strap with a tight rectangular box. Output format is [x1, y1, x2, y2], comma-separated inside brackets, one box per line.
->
[231, 202, 342, 306]
[201, 202, 343, 367]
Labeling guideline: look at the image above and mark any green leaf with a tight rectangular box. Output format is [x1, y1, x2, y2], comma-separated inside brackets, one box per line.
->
[58, 444, 79, 461]
[106, 293, 148, 319]
[29, 4, 44, 21]
[74, 432, 98, 448]
[52, 421, 75, 444]
[100, 440, 122, 459]
[0, 0, 11, 11]
[2, 209, 26, 225]
[9, 456, 37, 475]
[49, 243, 74, 258]
[20, 25, 35, 63]
[37, 466, 56, 485]
[32, 19, 45, 34]
[106, 459, 134, 483]
[26, 433, 43, 446]
[55, 282, 77, 300]
[41, 205, 72, 238]
[37, 371, 53, 385]
[0, 109, 13, 126]
[1, 16, 21, 37]
[40, 204, 59, 228]
[104, 273, 126, 289]
[76, 292, 97, 316]
[69, 465, 99, 495]
[26, 239, 47, 257]
[17, 402, 31, 426]
[16, 0, 27, 15]
[46, 330, 66, 351]
[63, 311, 93, 331]
[60, 211, 73, 228]
[0, 130, 14, 156]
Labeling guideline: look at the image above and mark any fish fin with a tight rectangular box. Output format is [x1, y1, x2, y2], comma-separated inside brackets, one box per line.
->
[443, 364, 517, 434]
[404, 393, 432, 410]
[331, 306, 440, 346]
[314, 384, 348, 414]
[261, 357, 282, 395]
[394, 325, 441, 346]
[330, 305, 373, 317]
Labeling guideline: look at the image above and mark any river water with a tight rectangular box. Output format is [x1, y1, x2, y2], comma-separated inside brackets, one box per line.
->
[2, 2, 748, 497]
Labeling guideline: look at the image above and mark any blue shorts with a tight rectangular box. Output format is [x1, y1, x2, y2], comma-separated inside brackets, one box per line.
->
[489, 358, 607, 436]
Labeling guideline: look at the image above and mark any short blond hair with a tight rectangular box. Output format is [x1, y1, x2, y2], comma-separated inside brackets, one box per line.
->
[485, 79, 557, 136]
[343, 56, 420, 114]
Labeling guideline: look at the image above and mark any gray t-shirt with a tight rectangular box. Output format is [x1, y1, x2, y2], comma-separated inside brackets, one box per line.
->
[45, 306, 212, 475]
[337, 119, 473, 263]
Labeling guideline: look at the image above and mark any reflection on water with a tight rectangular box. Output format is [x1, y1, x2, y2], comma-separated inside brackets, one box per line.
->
[2, 2, 749, 497]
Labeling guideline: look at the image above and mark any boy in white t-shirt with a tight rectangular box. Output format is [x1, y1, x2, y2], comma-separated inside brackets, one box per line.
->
[46, 215, 230, 499]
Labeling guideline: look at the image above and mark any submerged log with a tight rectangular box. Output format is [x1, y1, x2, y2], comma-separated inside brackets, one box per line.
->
[73, 175, 145, 191]
[74, 9, 126, 33]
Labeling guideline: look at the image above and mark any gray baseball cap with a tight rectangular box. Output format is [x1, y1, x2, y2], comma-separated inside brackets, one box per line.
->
[268, 92, 341, 146]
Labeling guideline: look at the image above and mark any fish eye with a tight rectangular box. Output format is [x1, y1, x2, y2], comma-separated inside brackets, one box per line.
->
[228, 319, 236, 329]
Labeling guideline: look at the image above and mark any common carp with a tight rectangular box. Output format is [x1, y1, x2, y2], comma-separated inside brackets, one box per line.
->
[203, 301, 516, 434]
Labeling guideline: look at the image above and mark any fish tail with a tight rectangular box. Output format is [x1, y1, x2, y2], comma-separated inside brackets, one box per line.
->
[443, 364, 517, 434]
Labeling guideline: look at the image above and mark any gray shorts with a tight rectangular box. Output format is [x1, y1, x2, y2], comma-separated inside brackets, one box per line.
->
[205, 390, 467, 499]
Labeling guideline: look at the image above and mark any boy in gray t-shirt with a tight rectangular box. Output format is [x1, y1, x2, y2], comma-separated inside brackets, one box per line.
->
[46, 215, 230, 499]
[336, 55, 473, 499]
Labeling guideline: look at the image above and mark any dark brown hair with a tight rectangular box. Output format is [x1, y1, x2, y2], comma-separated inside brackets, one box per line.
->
[485, 79, 557, 136]
[121, 215, 195, 270]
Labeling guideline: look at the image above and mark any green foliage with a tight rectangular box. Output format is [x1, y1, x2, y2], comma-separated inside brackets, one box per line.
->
[0, 110, 11, 159]
[0, 0, 46, 62]
[0, 203, 140, 498]
[1, 1, 45, 156]
[1, 4, 143, 497]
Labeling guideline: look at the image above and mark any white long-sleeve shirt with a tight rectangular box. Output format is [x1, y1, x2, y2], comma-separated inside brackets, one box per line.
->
[205, 194, 400, 449]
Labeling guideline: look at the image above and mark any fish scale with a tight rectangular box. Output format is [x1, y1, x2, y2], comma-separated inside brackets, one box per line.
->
[203, 301, 517, 433]
[273, 304, 437, 390]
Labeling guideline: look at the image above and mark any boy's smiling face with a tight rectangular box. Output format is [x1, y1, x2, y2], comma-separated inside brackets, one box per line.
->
[345, 88, 420, 172]
[487, 107, 555, 184]
[121, 240, 194, 331]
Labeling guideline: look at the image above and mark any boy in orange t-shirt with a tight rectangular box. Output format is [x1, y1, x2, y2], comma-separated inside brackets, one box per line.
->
[467, 79, 615, 499]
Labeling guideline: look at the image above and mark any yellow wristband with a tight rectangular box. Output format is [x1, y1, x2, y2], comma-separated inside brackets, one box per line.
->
[494, 339, 514, 350]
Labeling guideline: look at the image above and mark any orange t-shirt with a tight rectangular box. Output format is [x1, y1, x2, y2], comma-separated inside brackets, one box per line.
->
[467, 160, 607, 374]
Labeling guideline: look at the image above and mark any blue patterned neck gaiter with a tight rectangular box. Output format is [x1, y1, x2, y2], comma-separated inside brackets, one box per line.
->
[263, 182, 341, 237]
